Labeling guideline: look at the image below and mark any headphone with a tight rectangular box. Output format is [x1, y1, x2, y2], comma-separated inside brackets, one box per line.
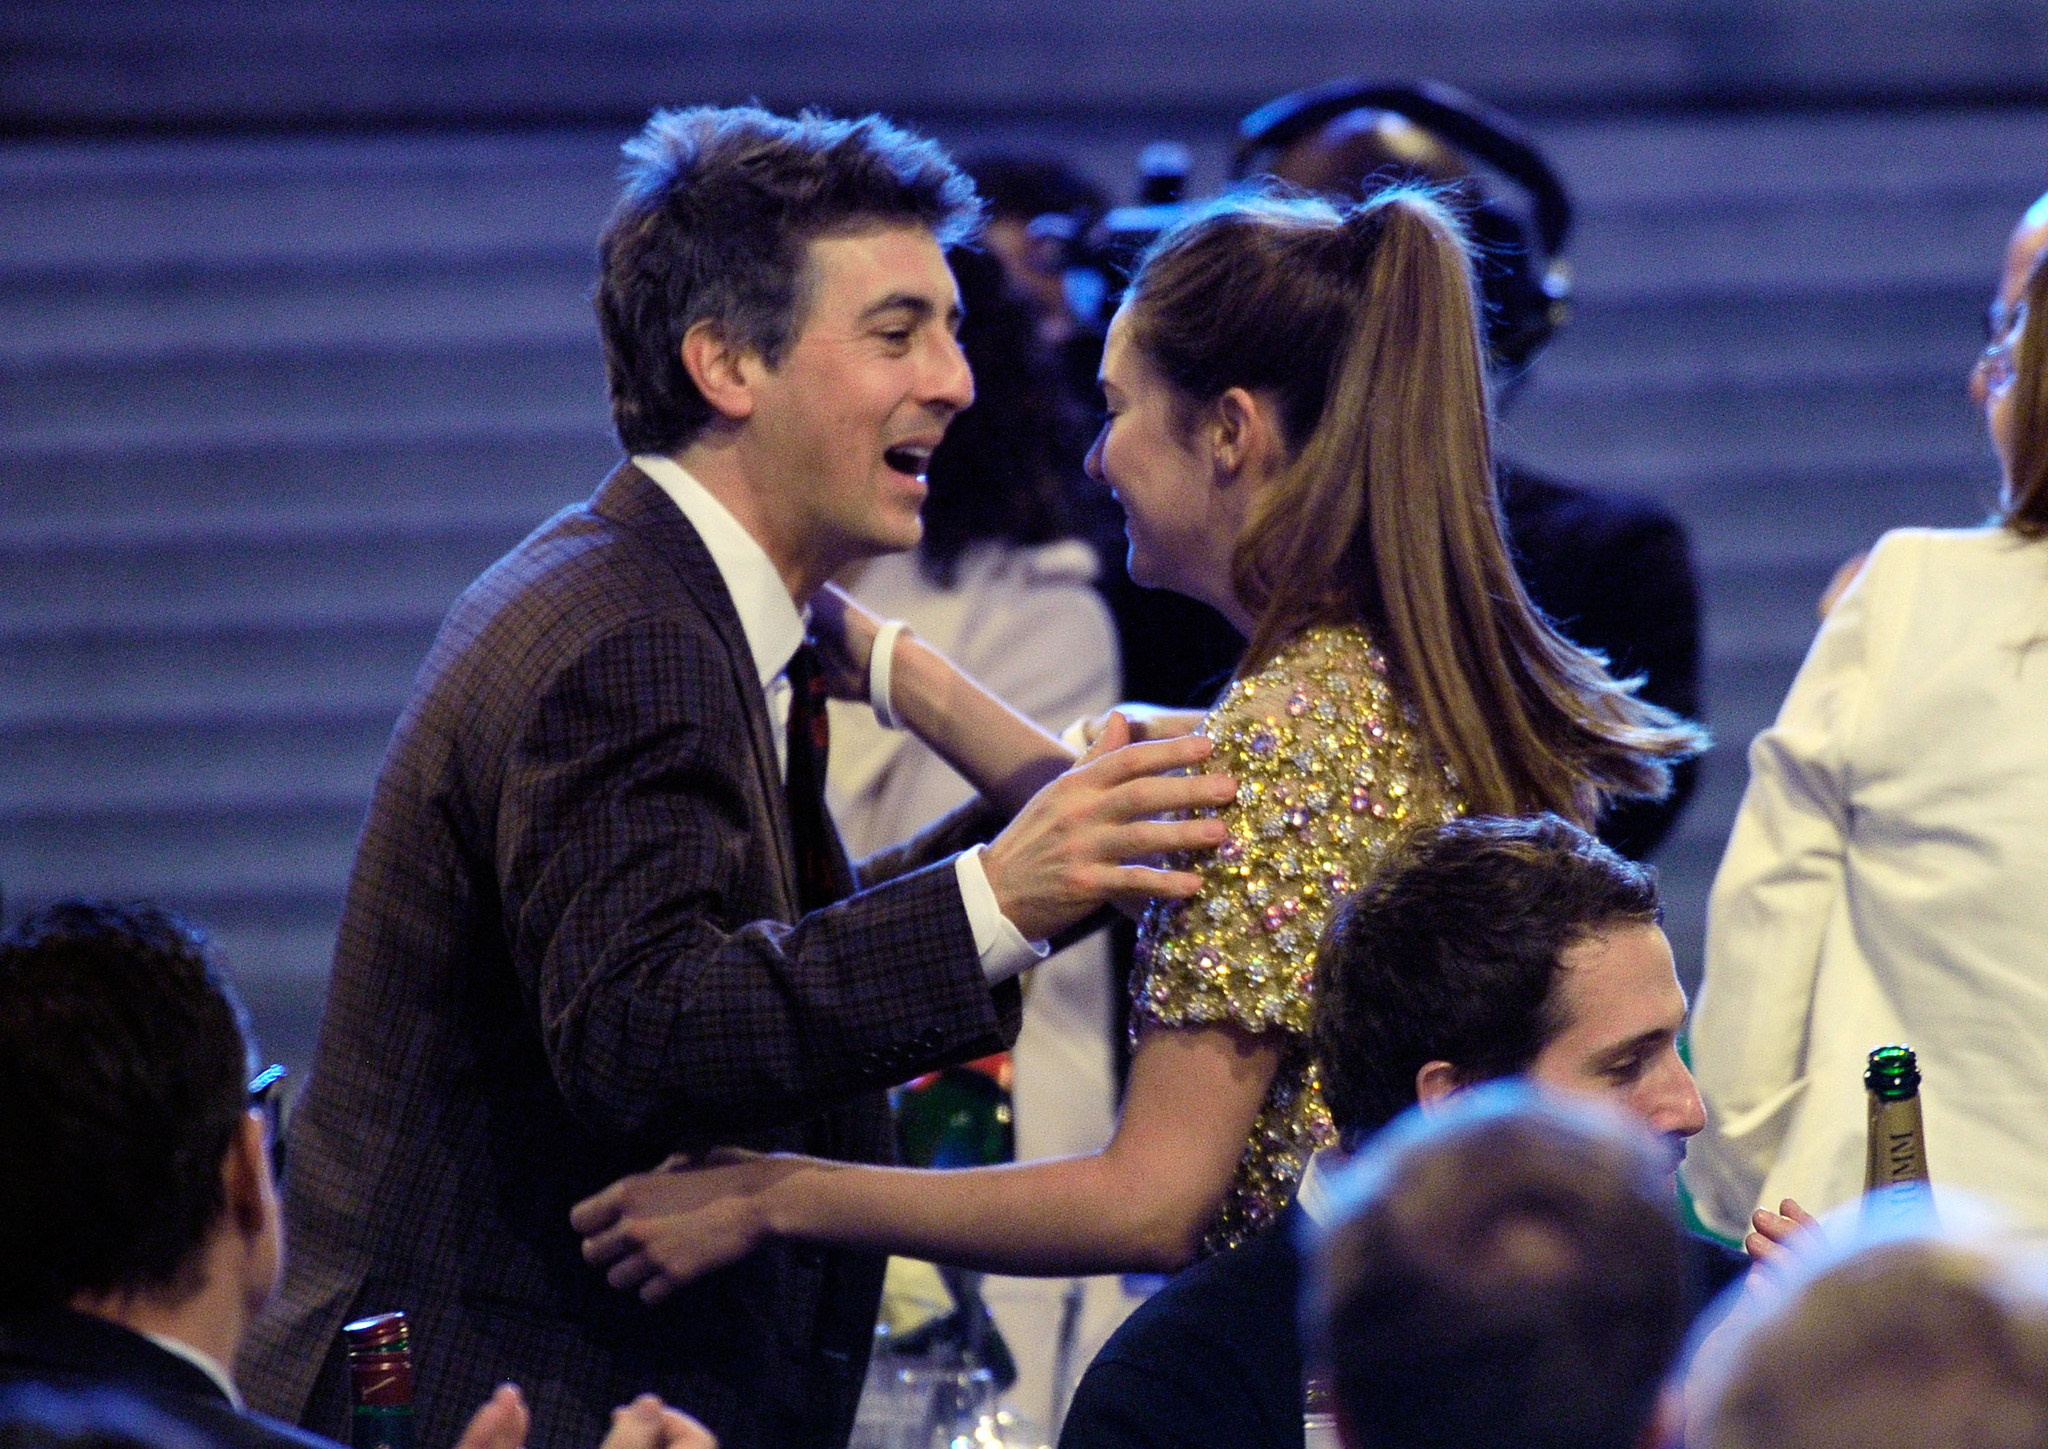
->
[1234, 77, 1574, 375]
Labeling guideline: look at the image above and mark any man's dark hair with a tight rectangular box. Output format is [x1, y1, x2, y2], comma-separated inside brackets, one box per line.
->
[0, 901, 255, 1314]
[1306, 1086, 1688, 1449]
[596, 105, 982, 456]
[1313, 813, 1659, 1147]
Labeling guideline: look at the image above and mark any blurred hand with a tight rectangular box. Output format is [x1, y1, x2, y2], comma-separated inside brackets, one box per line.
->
[1077, 703, 1206, 747]
[600, 1395, 717, 1449]
[455, 1385, 529, 1449]
[981, 712, 1234, 941]
[1744, 1196, 1820, 1266]
[1683, 1197, 1826, 1431]
[573, 1149, 798, 1303]
[807, 583, 884, 700]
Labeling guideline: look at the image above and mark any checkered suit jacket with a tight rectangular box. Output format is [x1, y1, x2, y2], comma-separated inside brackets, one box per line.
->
[240, 463, 1019, 1449]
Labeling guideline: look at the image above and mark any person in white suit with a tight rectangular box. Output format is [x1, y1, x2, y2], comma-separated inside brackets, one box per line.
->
[1685, 191, 2048, 1239]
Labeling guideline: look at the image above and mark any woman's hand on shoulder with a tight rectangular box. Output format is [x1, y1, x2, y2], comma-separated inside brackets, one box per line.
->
[572, 1148, 807, 1303]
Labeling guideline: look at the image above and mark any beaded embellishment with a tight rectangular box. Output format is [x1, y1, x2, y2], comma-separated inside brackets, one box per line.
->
[1133, 623, 1461, 1253]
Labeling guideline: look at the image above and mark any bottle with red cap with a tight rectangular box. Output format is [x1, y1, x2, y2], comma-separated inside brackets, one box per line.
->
[345, 1311, 415, 1449]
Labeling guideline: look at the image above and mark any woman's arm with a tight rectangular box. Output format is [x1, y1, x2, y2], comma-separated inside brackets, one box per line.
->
[813, 583, 1077, 816]
[572, 1021, 1281, 1299]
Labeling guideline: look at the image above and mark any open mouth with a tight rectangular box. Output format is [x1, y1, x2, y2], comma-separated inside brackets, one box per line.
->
[882, 444, 934, 481]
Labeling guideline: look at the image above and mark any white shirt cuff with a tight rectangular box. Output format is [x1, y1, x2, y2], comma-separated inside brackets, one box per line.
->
[955, 843, 1048, 985]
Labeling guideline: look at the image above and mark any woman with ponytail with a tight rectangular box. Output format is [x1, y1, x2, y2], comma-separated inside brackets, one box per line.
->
[571, 187, 1704, 1289]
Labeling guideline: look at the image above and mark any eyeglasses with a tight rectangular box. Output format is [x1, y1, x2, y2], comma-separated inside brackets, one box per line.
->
[249, 1063, 289, 1178]
[1979, 301, 2030, 397]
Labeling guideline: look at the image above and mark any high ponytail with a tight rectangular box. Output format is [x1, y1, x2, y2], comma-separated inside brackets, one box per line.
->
[1126, 185, 1703, 824]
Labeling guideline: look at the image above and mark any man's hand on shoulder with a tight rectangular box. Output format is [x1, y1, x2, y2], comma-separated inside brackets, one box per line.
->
[980, 711, 1235, 942]
[1074, 704, 1207, 748]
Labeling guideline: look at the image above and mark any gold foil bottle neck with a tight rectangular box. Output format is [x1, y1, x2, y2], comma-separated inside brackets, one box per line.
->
[1864, 1045, 1933, 1227]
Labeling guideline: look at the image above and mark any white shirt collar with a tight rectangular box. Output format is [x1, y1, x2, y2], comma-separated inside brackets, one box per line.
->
[139, 1329, 244, 1411]
[632, 453, 807, 687]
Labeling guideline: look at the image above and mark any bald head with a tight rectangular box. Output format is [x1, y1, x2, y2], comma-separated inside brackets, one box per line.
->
[1267, 108, 1473, 200]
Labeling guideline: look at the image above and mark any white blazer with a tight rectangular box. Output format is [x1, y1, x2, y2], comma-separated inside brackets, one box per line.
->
[1685, 526, 2048, 1237]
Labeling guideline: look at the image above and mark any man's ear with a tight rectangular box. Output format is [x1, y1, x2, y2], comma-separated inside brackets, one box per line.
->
[680, 320, 761, 424]
[224, 1111, 286, 1310]
[1208, 387, 1282, 484]
[1414, 1060, 1463, 1112]
[222, 1113, 270, 1238]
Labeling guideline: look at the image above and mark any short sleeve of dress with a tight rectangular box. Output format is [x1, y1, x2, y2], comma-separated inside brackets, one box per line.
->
[1129, 624, 1464, 1251]
[1133, 625, 1460, 1038]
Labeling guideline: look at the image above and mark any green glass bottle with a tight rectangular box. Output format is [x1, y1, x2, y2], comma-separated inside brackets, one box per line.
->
[1863, 1045, 1934, 1226]
[345, 1311, 415, 1449]
[893, 1055, 1014, 1170]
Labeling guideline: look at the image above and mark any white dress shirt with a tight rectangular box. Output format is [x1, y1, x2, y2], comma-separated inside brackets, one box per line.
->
[1686, 526, 2048, 1236]
[632, 454, 1042, 983]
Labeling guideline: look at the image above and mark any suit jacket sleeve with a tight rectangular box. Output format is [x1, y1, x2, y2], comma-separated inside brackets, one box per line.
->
[497, 615, 1013, 1145]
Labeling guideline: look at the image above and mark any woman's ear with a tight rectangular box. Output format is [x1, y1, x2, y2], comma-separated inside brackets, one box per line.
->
[680, 320, 760, 424]
[1208, 387, 1283, 485]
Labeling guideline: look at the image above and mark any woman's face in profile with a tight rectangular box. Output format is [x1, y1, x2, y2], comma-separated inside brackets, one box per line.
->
[1085, 306, 1236, 609]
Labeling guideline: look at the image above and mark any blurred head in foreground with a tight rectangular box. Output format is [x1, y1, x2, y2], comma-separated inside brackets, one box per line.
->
[1305, 1086, 1689, 1449]
[1691, 1216, 2048, 1449]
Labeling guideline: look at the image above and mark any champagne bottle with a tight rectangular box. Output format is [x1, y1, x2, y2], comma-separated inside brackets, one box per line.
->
[345, 1311, 415, 1449]
[1863, 1044, 1934, 1225]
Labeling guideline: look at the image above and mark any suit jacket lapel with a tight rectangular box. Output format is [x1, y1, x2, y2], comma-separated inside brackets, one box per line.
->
[590, 462, 803, 920]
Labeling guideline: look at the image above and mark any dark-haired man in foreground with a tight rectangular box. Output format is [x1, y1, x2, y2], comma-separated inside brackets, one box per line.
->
[0, 901, 712, 1449]
[241, 104, 1231, 1449]
[1059, 815, 1745, 1449]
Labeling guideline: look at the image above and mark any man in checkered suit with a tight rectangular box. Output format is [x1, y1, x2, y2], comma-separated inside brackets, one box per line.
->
[241, 107, 1227, 1449]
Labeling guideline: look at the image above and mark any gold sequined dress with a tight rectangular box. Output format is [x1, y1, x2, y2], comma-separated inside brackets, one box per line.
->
[1132, 623, 1464, 1254]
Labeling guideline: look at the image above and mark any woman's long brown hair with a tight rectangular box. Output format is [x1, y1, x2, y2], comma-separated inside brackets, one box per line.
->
[1125, 186, 1704, 825]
